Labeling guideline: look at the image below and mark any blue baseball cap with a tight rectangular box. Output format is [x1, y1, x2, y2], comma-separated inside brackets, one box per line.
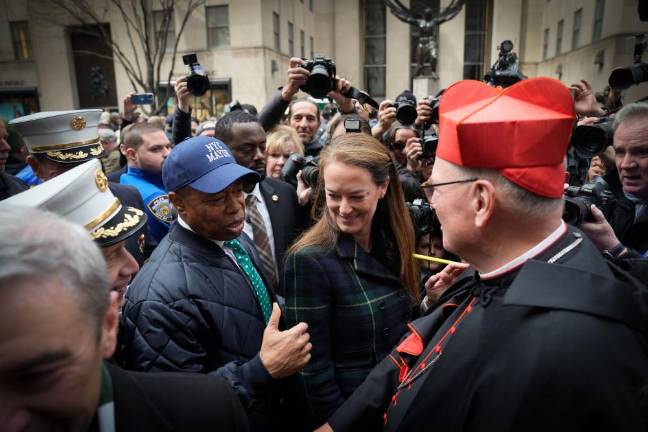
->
[163, 136, 260, 193]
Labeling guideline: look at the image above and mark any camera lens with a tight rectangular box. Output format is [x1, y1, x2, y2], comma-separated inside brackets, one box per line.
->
[307, 64, 334, 98]
[396, 103, 417, 125]
[569, 125, 608, 159]
[562, 197, 590, 226]
[609, 66, 643, 91]
[281, 153, 307, 188]
[301, 164, 320, 187]
[187, 74, 210, 97]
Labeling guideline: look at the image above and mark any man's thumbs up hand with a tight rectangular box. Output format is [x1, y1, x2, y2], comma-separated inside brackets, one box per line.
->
[260, 303, 311, 378]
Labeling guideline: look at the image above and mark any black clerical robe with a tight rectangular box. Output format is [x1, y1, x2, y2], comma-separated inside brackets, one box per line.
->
[329, 226, 648, 432]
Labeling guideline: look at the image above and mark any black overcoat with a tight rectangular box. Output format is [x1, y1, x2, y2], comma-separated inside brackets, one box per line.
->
[329, 226, 648, 431]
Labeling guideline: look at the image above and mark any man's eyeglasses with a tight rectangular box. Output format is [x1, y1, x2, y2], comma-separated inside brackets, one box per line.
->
[422, 178, 478, 189]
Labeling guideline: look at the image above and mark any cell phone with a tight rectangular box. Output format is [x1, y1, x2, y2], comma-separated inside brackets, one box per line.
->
[131, 93, 154, 105]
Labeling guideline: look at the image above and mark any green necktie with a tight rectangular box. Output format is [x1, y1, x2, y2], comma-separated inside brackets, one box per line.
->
[224, 239, 273, 323]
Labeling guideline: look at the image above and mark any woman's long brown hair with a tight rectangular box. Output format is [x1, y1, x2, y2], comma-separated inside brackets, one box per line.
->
[287, 134, 420, 301]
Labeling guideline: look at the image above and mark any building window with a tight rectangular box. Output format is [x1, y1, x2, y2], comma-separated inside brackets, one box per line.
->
[555, 19, 563, 56]
[288, 21, 294, 57]
[10, 21, 31, 60]
[309, 0, 314, 12]
[572, 8, 582, 49]
[365, 0, 386, 97]
[310, 36, 314, 58]
[300, 30, 305, 58]
[592, 0, 605, 42]
[206, 5, 230, 47]
[273, 12, 280, 51]
[153, 9, 175, 52]
[543, 28, 549, 60]
[463, 0, 490, 80]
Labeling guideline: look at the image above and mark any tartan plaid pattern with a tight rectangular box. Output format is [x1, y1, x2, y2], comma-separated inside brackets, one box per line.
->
[282, 234, 412, 426]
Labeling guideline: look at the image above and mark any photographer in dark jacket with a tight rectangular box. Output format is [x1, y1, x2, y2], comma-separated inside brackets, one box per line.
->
[258, 57, 356, 156]
[580, 103, 648, 259]
[120, 136, 312, 431]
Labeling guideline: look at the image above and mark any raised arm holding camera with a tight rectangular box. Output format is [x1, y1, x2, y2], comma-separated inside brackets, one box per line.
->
[171, 54, 212, 145]
[258, 56, 358, 152]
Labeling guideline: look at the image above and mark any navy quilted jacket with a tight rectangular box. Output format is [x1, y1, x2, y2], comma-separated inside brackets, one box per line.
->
[119, 222, 286, 430]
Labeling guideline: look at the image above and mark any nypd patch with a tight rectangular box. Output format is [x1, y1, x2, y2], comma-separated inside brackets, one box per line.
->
[147, 195, 177, 223]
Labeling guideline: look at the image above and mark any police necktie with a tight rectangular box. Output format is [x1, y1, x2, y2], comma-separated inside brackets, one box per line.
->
[245, 194, 278, 287]
[223, 239, 273, 323]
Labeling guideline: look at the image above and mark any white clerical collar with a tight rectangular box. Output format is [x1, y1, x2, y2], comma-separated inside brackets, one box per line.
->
[479, 220, 567, 280]
[177, 215, 225, 248]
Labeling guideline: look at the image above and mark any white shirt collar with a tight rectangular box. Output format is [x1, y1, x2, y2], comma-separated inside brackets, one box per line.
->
[479, 220, 567, 280]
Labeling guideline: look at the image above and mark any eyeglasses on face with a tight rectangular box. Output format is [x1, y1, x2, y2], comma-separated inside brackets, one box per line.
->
[422, 177, 479, 189]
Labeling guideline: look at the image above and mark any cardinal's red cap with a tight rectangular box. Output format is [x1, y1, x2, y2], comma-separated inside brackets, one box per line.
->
[436, 78, 575, 198]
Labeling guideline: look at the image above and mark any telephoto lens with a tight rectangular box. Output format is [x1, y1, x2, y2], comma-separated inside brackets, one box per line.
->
[395, 101, 417, 125]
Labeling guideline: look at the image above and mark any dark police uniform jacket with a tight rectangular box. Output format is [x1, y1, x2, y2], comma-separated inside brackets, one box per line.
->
[328, 225, 648, 431]
[107, 362, 249, 432]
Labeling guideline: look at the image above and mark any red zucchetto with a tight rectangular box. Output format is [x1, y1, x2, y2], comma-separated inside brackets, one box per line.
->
[437, 78, 575, 198]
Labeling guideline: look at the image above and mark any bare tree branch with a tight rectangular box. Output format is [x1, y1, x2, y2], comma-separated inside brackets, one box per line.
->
[41, 0, 206, 113]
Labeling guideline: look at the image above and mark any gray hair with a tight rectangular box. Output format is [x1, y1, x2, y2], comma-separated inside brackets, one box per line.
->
[457, 166, 564, 217]
[613, 102, 648, 132]
[0, 206, 110, 336]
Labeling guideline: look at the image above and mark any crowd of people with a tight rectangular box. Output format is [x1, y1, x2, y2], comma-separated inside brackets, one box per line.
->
[0, 53, 647, 432]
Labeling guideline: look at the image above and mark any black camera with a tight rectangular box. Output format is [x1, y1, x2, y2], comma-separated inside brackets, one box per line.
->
[182, 53, 210, 97]
[563, 177, 616, 226]
[425, 96, 441, 125]
[301, 55, 337, 99]
[406, 198, 438, 241]
[421, 131, 438, 159]
[484, 40, 527, 88]
[281, 154, 320, 188]
[569, 117, 614, 159]
[391, 97, 418, 126]
[609, 34, 647, 91]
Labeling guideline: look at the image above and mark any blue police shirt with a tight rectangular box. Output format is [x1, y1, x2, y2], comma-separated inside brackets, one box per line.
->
[120, 167, 176, 242]
[16, 165, 42, 186]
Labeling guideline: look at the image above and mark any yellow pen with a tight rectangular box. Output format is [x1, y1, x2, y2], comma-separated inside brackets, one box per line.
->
[412, 253, 460, 265]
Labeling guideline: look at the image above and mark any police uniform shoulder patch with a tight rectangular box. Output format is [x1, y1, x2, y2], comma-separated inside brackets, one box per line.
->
[147, 194, 177, 224]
